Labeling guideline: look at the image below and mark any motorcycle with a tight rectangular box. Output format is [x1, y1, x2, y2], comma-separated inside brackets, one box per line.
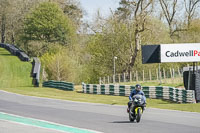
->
[129, 94, 145, 123]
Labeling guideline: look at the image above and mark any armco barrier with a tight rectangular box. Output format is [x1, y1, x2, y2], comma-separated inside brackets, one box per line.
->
[0, 43, 30, 61]
[43, 80, 74, 91]
[82, 83, 196, 103]
[31, 57, 41, 87]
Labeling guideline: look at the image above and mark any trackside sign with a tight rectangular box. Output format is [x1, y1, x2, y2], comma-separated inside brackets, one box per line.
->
[161, 43, 200, 63]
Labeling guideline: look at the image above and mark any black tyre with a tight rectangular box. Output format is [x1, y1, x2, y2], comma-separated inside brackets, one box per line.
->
[129, 110, 135, 122]
[136, 108, 142, 123]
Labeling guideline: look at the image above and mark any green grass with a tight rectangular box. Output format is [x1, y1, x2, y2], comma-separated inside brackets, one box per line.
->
[1, 86, 200, 113]
[0, 47, 200, 113]
[119, 78, 184, 88]
[0, 48, 33, 88]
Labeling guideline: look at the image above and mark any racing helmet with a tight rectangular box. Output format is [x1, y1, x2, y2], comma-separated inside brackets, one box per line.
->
[135, 84, 141, 91]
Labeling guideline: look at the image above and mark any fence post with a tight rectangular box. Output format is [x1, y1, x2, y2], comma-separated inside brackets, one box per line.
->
[42, 67, 47, 82]
[136, 71, 138, 82]
[123, 73, 126, 82]
[158, 64, 162, 84]
[170, 68, 173, 78]
[178, 67, 181, 76]
[130, 72, 132, 82]
[99, 77, 102, 84]
[163, 68, 166, 83]
[163, 68, 166, 79]
[149, 69, 151, 81]
[143, 70, 145, 82]
[156, 69, 159, 81]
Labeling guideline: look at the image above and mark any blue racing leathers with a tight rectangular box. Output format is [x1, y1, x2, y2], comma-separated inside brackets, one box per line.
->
[129, 89, 146, 103]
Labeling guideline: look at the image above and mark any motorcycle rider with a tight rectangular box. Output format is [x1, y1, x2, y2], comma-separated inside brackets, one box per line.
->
[127, 84, 146, 113]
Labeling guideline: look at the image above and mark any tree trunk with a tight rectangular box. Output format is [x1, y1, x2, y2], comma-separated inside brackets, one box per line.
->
[11, 24, 15, 44]
[128, 30, 140, 73]
[1, 14, 6, 43]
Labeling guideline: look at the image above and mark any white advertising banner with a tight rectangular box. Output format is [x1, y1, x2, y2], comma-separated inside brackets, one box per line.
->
[161, 43, 200, 63]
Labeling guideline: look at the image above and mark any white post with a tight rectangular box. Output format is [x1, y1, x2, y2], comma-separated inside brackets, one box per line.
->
[156, 69, 158, 81]
[149, 69, 151, 81]
[178, 67, 181, 76]
[163, 68, 166, 83]
[130, 72, 132, 82]
[163, 68, 166, 79]
[143, 70, 145, 82]
[99, 77, 102, 84]
[113, 56, 117, 83]
[159, 64, 162, 84]
[172, 68, 175, 78]
[136, 71, 138, 82]
[170, 68, 173, 78]
[124, 73, 126, 82]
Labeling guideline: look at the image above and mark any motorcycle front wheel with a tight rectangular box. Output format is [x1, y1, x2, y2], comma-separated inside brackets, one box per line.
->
[129, 110, 135, 122]
[136, 108, 142, 123]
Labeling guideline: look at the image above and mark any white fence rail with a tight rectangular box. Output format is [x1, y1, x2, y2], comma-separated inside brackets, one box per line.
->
[99, 67, 183, 84]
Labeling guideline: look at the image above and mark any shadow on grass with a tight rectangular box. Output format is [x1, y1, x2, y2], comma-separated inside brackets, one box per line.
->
[14, 85, 35, 88]
[159, 99, 177, 104]
[76, 91, 84, 93]
[0, 53, 13, 56]
[42, 87, 75, 92]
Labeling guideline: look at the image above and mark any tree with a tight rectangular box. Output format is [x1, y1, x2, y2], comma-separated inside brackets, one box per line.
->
[159, 0, 178, 37]
[0, 12, 6, 43]
[22, 2, 76, 47]
[47, 0, 83, 29]
[0, 0, 45, 44]
[116, 0, 154, 73]
[40, 45, 81, 83]
[184, 0, 200, 28]
[62, 0, 83, 28]
[87, 18, 133, 78]
[178, 19, 200, 43]
[0, 0, 10, 43]
[86, 16, 170, 83]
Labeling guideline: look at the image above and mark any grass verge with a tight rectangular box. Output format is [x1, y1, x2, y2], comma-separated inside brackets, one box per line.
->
[0, 48, 33, 88]
[1, 86, 200, 113]
[0, 47, 200, 113]
[119, 78, 184, 88]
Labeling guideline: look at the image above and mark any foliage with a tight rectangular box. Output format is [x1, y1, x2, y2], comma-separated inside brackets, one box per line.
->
[62, 1, 83, 28]
[115, 0, 154, 72]
[1, 0, 200, 85]
[22, 2, 76, 47]
[86, 18, 134, 82]
[48, 0, 83, 28]
[85, 16, 173, 83]
[40, 45, 82, 84]
[179, 19, 200, 43]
